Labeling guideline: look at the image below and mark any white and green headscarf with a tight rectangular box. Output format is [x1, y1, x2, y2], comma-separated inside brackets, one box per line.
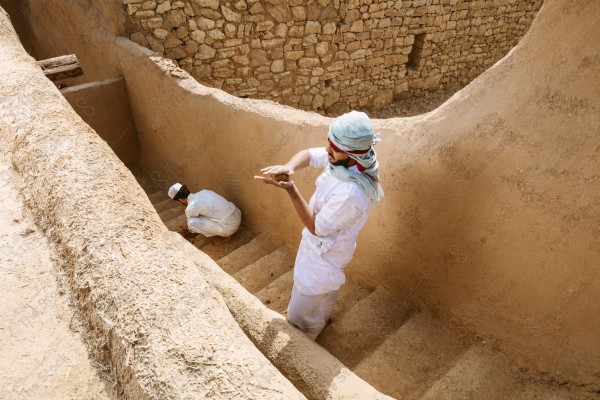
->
[327, 111, 384, 204]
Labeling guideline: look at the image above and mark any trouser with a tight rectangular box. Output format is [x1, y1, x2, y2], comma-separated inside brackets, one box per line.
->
[287, 284, 339, 341]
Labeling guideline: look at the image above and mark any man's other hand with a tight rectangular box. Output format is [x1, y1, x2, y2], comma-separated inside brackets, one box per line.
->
[260, 165, 295, 176]
[254, 175, 294, 189]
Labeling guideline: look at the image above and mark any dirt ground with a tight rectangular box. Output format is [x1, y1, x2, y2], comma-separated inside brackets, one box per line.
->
[0, 151, 117, 400]
[370, 85, 462, 119]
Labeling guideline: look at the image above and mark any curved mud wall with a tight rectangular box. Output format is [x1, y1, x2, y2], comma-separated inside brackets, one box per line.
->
[123, 0, 542, 113]
[4, 0, 599, 388]
[0, 9, 305, 399]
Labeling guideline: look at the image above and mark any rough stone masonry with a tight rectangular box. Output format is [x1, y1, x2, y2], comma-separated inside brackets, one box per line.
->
[124, 0, 542, 114]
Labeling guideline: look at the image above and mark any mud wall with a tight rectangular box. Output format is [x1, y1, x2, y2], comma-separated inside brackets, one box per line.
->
[3, 0, 599, 389]
[123, 0, 542, 113]
[0, 8, 305, 399]
[62, 77, 140, 167]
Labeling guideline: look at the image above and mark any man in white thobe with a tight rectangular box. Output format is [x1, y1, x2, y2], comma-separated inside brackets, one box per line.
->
[255, 111, 384, 340]
[168, 183, 242, 245]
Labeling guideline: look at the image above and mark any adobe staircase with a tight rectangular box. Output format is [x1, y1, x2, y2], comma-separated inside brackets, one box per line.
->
[135, 172, 595, 400]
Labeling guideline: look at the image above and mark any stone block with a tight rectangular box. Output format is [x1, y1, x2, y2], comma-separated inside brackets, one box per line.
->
[196, 44, 217, 59]
[153, 28, 170, 40]
[350, 19, 364, 32]
[270, 59, 285, 73]
[213, 67, 235, 78]
[218, 47, 236, 58]
[164, 36, 183, 48]
[384, 54, 408, 67]
[224, 38, 242, 47]
[292, 6, 306, 21]
[249, 49, 268, 67]
[284, 50, 304, 60]
[136, 9, 155, 18]
[249, 2, 265, 14]
[190, 30, 206, 43]
[305, 21, 321, 34]
[256, 20, 274, 32]
[142, 0, 157, 10]
[258, 80, 275, 92]
[232, 55, 250, 65]
[185, 40, 199, 55]
[298, 57, 320, 68]
[267, 5, 292, 22]
[275, 23, 288, 38]
[193, 0, 219, 10]
[261, 38, 285, 49]
[315, 42, 329, 56]
[175, 26, 189, 39]
[141, 17, 164, 29]
[323, 21, 337, 34]
[196, 16, 215, 29]
[221, 5, 242, 22]
[157, 1, 172, 13]
[167, 9, 187, 27]
[345, 9, 360, 23]
[164, 46, 186, 60]
[200, 8, 221, 19]
[208, 29, 225, 40]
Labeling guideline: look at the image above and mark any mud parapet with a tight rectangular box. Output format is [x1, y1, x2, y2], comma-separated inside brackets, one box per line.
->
[0, 8, 305, 399]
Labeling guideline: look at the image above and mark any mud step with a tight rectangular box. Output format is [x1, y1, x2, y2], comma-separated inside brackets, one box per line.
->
[158, 204, 185, 222]
[420, 343, 587, 400]
[256, 269, 294, 314]
[164, 214, 186, 231]
[199, 225, 255, 261]
[330, 279, 374, 322]
[218, 234, 281, 275]
[233, 245, 295, 293]
[153, 197, 177, 213]
[354, 312, 469, 400]
[148, 189, 169, 204]
[317, 286, 412, 368]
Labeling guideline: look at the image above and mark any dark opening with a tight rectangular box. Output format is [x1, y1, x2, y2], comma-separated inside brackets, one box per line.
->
[407, 33, 426, 70]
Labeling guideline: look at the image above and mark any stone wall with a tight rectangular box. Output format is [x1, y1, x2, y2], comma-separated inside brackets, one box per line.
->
[123, 0, 542, 113]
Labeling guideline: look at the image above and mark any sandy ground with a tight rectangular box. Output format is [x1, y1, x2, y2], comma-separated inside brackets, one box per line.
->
[0, 151, 117, 400]
[369, 85, 461, 119]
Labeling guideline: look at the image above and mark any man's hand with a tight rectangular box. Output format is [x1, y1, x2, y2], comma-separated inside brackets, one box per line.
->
[260, 165, 295, 176]
[254, 175, 294, 190]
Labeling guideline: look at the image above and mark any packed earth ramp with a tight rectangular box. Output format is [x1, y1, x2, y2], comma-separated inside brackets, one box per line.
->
[0, 0, 599, 398]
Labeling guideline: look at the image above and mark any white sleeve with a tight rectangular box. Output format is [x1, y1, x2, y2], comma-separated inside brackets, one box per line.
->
[309, 147, 329, 168]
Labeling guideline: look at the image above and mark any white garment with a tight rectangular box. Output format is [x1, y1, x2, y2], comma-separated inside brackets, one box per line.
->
[185, 190, 241, 237]
[287, 284, 339, 340]
[293, 147, 372, 296]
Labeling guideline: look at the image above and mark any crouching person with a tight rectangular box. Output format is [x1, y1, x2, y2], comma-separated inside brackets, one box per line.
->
[168, 183, 241, 245]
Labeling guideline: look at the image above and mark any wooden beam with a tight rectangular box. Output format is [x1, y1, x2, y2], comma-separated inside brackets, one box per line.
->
[37, 54, 83, 81]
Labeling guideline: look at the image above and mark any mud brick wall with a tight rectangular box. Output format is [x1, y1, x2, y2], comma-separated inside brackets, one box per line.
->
[123, 0, 542, 113]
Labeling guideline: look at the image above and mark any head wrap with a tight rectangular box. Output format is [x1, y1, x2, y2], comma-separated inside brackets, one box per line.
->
[327, 111, 384, 204]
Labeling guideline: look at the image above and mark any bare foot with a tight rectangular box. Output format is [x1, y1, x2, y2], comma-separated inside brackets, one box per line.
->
[211, 236, 232, 246]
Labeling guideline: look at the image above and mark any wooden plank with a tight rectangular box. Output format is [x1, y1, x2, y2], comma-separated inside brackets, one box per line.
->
[37, 54, 83, 81]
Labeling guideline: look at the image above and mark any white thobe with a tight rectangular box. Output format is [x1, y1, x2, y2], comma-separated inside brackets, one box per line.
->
[185, 190, 241, 237]
[293, 147, 372, 296]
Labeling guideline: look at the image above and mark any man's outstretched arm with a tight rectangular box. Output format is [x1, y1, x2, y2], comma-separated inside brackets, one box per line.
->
[259, 149, 311, 177]
[284, 183, 315, 235]
[255, 149, 316, 234]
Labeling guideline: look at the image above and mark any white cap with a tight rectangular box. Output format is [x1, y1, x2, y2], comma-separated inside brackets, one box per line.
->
[168, 183, 183, 199]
